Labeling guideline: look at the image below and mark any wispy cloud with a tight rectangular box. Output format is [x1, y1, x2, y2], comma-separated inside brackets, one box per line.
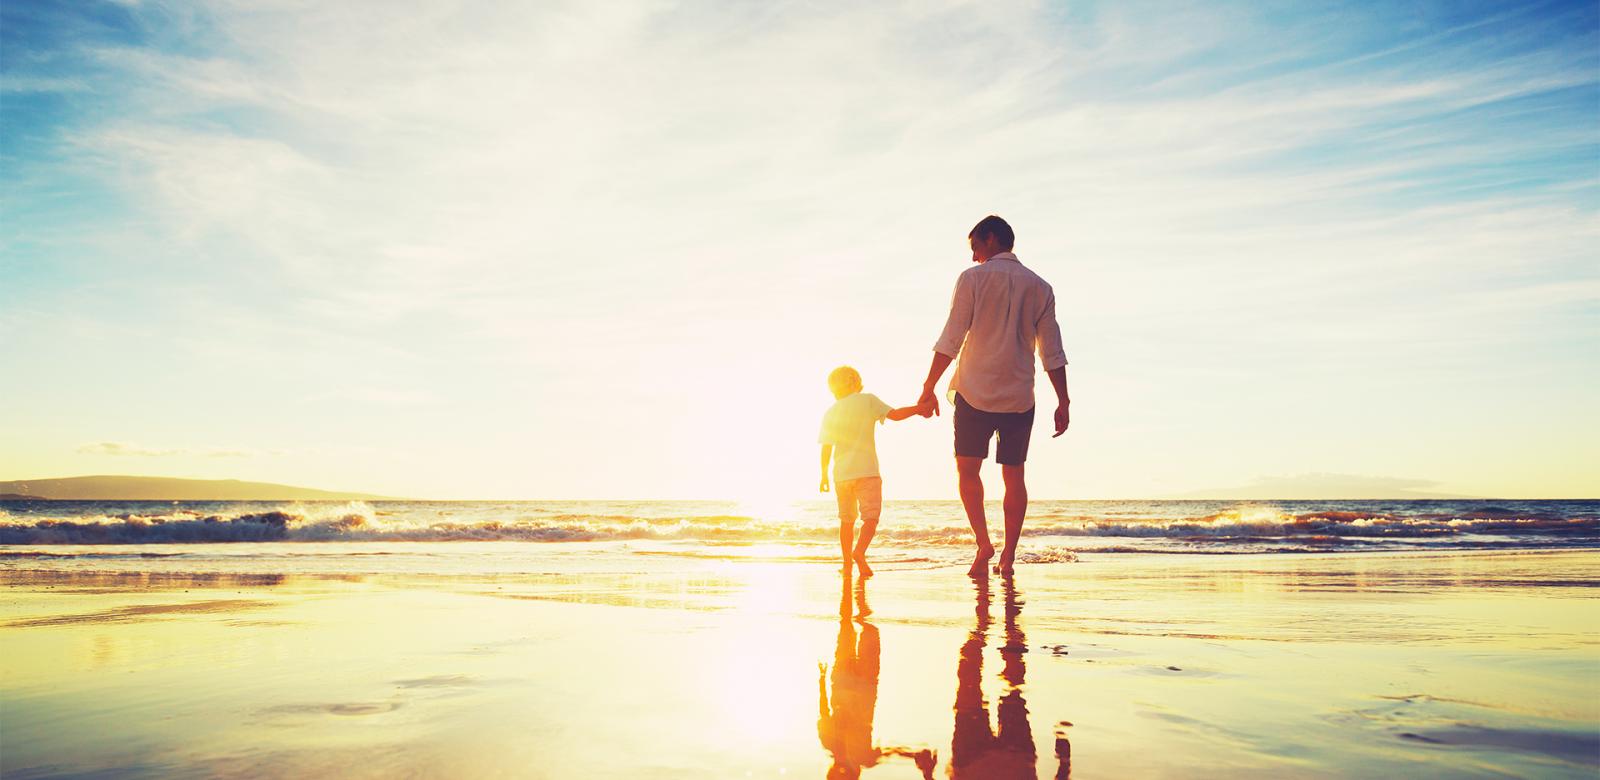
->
[78, 442, 252, 458]
[299, 387, 435, 407]
[1, 75, 92, 93]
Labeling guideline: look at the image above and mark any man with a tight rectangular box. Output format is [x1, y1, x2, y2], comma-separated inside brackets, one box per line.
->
[917, 215, 1070, 576]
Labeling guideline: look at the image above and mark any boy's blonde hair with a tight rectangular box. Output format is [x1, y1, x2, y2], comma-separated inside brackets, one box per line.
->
[827, 365, 863, 398]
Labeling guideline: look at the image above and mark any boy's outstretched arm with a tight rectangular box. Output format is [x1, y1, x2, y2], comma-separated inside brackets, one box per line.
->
[885, 404, 929, 421]
[819, 445, 833, 492]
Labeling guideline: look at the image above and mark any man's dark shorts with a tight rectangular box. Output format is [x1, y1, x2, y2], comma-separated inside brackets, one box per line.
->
[953, 393, 1035, 465]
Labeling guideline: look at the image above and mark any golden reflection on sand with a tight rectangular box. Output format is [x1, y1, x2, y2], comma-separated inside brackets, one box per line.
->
[817, 573, 1074, 778]
[951, 575, 1071, 780]
[818, 576, 936, 779]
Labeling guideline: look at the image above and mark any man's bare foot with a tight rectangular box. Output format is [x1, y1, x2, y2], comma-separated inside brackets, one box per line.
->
[968, 545, 995, 578]
[993, 554, 1016, 575]
[853, 554, 874, 578]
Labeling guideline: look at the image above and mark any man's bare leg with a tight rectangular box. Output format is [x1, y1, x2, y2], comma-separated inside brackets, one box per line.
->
[997, 464, 1027, 573]
[957, 456, 993, 576]
[853, 516, 877, 578]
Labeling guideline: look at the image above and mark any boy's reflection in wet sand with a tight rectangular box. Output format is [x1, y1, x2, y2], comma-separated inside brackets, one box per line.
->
[818, 575, 936, 780]
[952, 575, 1071, 779]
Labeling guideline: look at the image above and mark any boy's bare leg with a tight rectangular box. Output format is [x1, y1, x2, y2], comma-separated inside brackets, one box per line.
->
[839, 519, 854, 573]
[836, 480, 855, 574]
[957, 456, 993, 577]
[852, 516, 877, 578]
[997, 464, 1027, 573]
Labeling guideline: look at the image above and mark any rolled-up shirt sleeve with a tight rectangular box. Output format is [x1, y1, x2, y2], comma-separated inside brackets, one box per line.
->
[1035, 290, 1068, 370]
[933, 272, 974, 357]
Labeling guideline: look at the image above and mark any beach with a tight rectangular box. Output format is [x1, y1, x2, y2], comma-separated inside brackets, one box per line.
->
[3, 543, 1596, 778]
[9, 1, 1598, 777]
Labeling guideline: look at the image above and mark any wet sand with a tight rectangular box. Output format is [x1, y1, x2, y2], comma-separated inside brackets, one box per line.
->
[2, 550, 1597, 778]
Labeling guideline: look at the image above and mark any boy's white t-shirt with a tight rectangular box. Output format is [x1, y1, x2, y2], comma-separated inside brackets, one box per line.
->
[818, 392, 894, 483]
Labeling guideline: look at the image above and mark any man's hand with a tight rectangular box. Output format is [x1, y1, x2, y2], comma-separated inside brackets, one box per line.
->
[1052, 402, 1071, 437]
[819, 477, 830, 493]
[919, 353, 953, 418]
[1047, 367, 1071, 438]
[916, 401, 935, 418]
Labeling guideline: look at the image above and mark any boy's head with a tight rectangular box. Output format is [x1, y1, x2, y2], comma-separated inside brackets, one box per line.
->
[827, 366, 863, 399]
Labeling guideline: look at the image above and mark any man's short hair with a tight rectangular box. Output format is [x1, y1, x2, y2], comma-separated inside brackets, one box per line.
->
[969, 215, 1015, 251]
[828, 365, 862, 397]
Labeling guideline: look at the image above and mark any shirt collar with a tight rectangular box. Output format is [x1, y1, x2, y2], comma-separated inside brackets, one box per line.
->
[986, 251, 1019, 263]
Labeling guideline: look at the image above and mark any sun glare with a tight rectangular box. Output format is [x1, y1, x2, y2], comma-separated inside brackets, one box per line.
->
[730, 495, 806, 525]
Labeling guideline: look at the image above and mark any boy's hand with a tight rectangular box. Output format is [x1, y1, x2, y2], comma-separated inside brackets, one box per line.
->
[917, 400, 935, 418]
[819, 477, 830, 493]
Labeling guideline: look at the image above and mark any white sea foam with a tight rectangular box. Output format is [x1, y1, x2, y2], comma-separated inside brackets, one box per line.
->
[1, 499, 1595, 552]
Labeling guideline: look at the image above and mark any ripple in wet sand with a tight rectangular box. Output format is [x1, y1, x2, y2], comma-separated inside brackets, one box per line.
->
[4, 599, 275, 628]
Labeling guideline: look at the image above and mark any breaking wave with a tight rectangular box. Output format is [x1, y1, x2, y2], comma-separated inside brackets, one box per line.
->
[1, 500, 1596, 550]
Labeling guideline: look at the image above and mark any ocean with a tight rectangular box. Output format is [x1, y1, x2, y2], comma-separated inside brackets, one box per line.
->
[3, 499, 1596, 575]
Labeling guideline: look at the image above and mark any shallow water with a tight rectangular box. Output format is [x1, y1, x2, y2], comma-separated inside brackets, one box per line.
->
[2, 549, 1596, 778]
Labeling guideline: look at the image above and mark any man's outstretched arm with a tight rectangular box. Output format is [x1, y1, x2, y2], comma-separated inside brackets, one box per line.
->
[918, 352, 954, 416]
[923, 272, 972, 416]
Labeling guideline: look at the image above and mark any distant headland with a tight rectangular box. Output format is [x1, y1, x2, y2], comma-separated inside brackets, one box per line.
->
[0, 476, 397, 501]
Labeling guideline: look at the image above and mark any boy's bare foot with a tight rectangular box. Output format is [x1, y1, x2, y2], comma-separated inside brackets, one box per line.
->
[968, 544, 994, 578]
[853, 553, 873, 578]
[993, 554, 1016, 575]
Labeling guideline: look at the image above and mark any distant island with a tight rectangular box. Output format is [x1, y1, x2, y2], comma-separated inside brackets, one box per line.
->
[0, 476, 397, 501]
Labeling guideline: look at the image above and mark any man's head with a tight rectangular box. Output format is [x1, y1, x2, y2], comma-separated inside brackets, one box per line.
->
[827, 365, 863, 399]
[968, 215, 1015, 262]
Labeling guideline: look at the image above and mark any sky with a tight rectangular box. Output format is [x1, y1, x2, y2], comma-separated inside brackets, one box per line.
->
[2, 0, 1596, 500]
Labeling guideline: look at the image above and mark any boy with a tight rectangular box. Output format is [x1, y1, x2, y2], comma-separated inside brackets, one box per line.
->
[819, 365, 927, 578]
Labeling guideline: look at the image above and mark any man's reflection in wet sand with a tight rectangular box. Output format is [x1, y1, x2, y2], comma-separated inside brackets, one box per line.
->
[951, 575, 1071, 779]
[818, 575, 936, 779]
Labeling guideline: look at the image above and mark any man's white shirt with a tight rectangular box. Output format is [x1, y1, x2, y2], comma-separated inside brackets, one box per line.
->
[933, 252, 1067, 414]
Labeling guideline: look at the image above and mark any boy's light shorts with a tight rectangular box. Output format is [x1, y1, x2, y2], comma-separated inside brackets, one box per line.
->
[835, 476, 882, 524]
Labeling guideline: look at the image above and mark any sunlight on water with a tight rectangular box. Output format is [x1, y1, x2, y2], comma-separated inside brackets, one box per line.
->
[728, 496, 808, 525]
[1, 551, 1596, 777]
